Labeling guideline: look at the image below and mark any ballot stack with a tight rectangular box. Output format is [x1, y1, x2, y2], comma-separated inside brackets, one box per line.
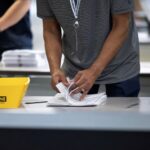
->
[1, 50, 47, 67]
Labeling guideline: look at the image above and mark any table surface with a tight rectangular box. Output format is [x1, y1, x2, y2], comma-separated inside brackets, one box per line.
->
[0, 97, 150, 131]
[0, 63, 50, 75]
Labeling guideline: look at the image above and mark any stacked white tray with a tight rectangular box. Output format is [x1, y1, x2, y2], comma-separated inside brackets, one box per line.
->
[1, 50, 47, 67]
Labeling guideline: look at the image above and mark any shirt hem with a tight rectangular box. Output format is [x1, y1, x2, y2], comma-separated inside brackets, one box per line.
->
[95, 72, 140, 84]
[37, 13, 55, 19]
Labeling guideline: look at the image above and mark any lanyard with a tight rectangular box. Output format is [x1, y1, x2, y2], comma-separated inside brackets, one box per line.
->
[70, 0, 81, 19]
[70, 0, 81, 54]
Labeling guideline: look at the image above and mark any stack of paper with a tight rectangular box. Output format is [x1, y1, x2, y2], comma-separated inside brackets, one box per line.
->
[1, 50, 47, 67]
[48, 82, 107, 107]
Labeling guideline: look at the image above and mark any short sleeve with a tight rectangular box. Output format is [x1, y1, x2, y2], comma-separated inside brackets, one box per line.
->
[111, 0, 134, 14]
[36, 0, 55, 19]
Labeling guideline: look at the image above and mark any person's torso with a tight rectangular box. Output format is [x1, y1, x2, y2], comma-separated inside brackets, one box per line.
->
[48, 0, 140, 83]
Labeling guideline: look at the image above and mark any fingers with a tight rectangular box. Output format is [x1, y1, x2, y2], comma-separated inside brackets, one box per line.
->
[69, 86, 88, 101]
[78, 84, 89, 100]
[75, 77, 86, 87]
[51, 70, 68, 92]
[80, 90, 88, 100]
[74, 72, 87, 88]
[51, 80, 59, 92]
[74, 72, 82, 82]
[72, 72, 89, 98]
[61, 76, 69, 86]
[68, 83, 77, 92]
[70, 86, 81, 95]
[70, 83, 87, 95]
[51, 76, 60, 92]
[70, 84, 89, 101]
[51, 69, 95, 100]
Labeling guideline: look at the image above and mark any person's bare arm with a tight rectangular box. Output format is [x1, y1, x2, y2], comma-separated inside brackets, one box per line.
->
[74, 13, 130, 99]
[43, 19, 68, 90]
[43, 19, 62, 74]
[0, 0, 31, 32]
[90, 13, 130, 76]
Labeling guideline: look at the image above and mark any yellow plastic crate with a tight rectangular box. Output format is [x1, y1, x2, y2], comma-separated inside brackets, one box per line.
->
[0, 77, 30, 108]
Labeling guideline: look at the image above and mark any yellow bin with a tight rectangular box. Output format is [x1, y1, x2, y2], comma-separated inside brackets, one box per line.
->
[0, 77, 30, 108]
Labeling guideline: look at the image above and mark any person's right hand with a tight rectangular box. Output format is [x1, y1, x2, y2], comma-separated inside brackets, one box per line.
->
[51, 69, 69, 92]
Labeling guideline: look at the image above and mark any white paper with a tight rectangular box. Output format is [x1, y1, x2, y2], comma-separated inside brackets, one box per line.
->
[48, 82, 107, 107]
[1, 50, 47, 67]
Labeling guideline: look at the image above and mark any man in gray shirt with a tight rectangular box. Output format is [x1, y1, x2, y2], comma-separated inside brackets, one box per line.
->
[37, 0, 140, 99]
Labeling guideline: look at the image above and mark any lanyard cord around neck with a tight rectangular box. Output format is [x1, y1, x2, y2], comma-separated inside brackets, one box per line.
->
[70, 0, 81, 55]
[70, 0, 81, 19]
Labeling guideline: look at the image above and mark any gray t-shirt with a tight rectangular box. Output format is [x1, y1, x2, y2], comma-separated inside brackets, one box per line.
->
[37, 0, 140, 84]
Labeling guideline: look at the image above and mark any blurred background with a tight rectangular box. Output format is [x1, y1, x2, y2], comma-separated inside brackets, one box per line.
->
[30, 0, 44, 50]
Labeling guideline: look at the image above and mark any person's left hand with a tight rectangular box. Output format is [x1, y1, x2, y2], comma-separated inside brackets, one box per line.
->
[73, 68, 100, 100]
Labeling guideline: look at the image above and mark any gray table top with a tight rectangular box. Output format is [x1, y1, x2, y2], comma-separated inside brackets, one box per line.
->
[0, 64, 50, 75]
[0, 97, 150, 131]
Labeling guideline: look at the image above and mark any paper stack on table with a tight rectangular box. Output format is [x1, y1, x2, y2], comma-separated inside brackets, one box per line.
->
[1, 50, 47, 67]
[47, 82, 107, 107]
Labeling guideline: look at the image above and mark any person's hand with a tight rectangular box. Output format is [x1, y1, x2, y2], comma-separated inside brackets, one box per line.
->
[51, 69, 69, 92]
[73, 68, 100, 100]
